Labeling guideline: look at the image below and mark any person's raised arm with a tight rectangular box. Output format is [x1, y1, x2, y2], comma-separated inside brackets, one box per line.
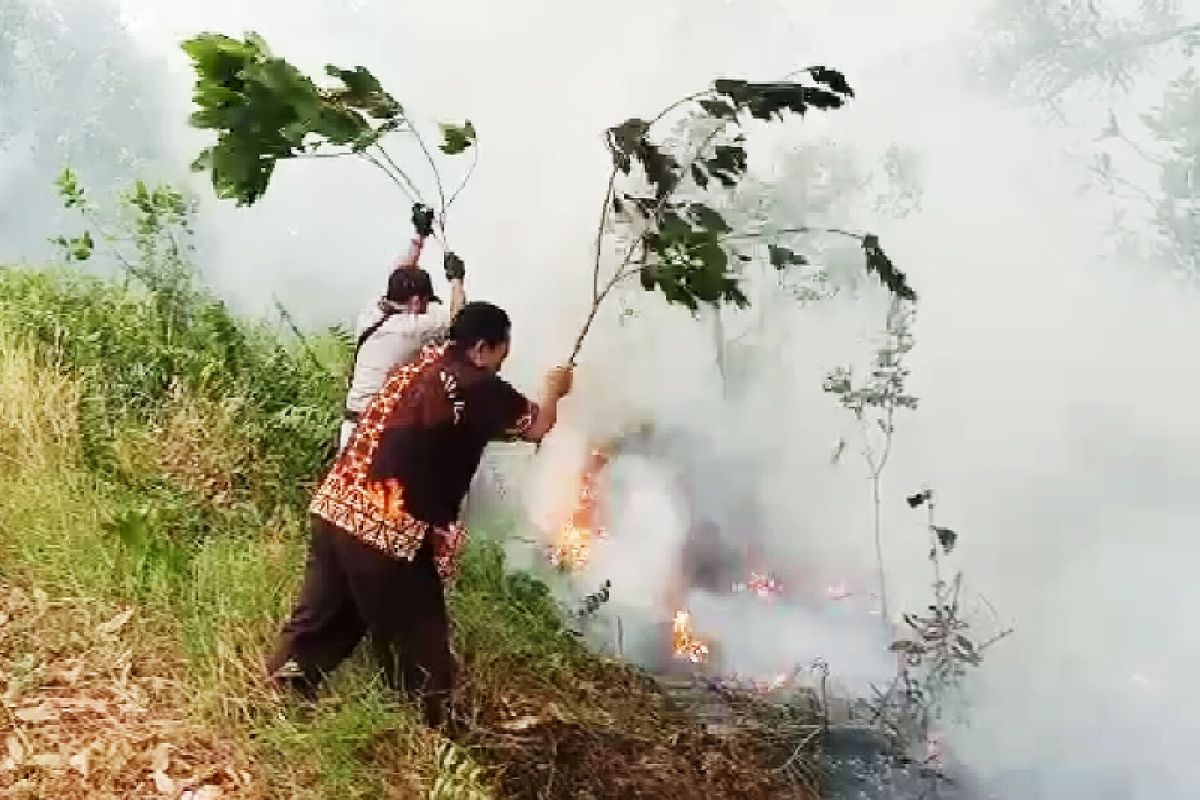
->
[395, 204, 436, 270]
[444, 252, 467, 319]
[467, 366, 574, 445]
[522, 366, 573, 444]
[393, 237, 426, 270]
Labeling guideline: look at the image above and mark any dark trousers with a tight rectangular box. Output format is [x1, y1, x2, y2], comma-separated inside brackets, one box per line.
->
[266, 517, 455, 727]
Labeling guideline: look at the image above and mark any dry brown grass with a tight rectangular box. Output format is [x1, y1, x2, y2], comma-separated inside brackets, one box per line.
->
[114, 383, 254, 509]
[0, 332, 81, 473]
[452, 658, 813, 800]
[0, 583, 258, 800]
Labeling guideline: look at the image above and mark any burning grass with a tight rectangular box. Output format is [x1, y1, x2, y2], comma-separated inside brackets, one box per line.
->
[672, 610, 711, 665]
[546, 447, 610, 571]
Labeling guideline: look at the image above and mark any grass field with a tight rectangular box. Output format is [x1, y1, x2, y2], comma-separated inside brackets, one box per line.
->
[0, 263, 806, 799]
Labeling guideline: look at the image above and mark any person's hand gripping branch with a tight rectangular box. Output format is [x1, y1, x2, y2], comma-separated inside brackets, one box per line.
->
[395, 203, 437, 271]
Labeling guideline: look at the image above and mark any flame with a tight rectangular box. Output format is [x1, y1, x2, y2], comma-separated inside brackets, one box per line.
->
[672, 609, 710, 664]
[747, 572, 782, 598]
[547, 446, 610, 571]
[733, 571, 783, 598]
[547, 521, 595, 570]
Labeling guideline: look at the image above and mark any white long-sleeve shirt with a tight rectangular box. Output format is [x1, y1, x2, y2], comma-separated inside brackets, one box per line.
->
[340, 303, 451, 448]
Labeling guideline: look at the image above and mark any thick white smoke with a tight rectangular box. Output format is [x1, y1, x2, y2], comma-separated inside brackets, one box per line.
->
[6, 0, 1200, 796]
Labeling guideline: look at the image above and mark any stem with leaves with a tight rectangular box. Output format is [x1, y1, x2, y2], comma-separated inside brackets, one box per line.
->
[569, 68, 916, 366]
[181, 32, 478, 249]
[867, 486, 1014, 782]
[825, 297, 917, 642]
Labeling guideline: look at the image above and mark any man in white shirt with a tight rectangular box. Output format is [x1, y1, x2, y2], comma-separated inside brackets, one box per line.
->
[341, 205, 466, 449]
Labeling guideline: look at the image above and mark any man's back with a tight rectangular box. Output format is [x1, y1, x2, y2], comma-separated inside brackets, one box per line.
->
[345, 304, 451, 416]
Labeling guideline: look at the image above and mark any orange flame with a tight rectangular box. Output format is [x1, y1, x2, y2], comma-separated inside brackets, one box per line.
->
[547, 446, 611, 571]
[672, 610, 710, 664]
[548, 521, 594, 570]
[732, 571, 783, 598]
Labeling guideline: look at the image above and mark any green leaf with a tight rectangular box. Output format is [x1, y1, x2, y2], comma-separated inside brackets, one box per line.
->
[323, 65, 402, 119]
[189, 148, 214, 174]
[906, 491, 930, 508]
[439, 120, 477, 155]
[658, 210, 691, 241]
[55, 167, 87, 209]
[698, 99, 737, 119]
[861, 234, 916, 301]
[721, 277, 750, 308]
[806, 67, 854, 98]
[643, 212, 737, 312]
[605, 118, 680, 198]
[51, 231, 95, 262]
[704, 144, 746, 187]
[712, 77, 851, 121]
[932, 526, 957, 554]
[639, 264, 657, 291]
[768, 244, 808, 269]
[606, 118, 649, 174]
[686, 203, 731, 234]
[689, 238, 728, 303]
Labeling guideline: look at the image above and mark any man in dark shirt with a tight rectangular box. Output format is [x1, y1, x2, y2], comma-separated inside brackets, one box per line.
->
[267, 301, 573, 726]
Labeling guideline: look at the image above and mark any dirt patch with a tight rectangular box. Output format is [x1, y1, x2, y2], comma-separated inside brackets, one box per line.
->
[0, 584, 254, 799]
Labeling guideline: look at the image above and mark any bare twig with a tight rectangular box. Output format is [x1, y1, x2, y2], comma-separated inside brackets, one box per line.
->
[569, 239, 643, 365]
[359, 151, 419, 205]
[294, 150, 356, 160]
[773, 727, 822, 773]
[446, 142, 480, 211]
[397, 113, 449, 238]
[1112, 130, 1166, 167]
[272, 295, 334, 376]
[591, 168, 619, 306]
[648, 91, 710, 127]
[976, 627, 1015, 654]
[727, 225, 868, 243]
[374, 144, 425, 202]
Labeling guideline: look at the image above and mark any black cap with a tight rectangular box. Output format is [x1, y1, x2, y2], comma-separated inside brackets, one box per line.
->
[386, 267, 441, 304]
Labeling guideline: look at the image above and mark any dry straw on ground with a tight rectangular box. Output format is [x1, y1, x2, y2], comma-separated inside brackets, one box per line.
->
[0, 584, 254, 800]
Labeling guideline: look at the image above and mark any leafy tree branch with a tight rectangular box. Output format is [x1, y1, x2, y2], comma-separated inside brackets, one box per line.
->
[180, 32, 477, 246]
[570, 67, 916, 365]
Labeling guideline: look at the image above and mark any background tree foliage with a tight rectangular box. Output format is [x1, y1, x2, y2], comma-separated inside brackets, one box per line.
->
[0, 0, 168, 263]
[977, 0, 1199, 274]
